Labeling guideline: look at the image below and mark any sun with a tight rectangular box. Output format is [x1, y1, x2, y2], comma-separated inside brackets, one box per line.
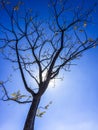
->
[42, 70, 61, 89]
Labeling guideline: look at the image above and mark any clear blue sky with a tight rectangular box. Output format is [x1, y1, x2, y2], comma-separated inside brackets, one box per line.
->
[0, 0, 98, 130]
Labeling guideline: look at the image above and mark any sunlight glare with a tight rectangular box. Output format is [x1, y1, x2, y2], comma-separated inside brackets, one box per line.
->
[42, 70, 62, 90]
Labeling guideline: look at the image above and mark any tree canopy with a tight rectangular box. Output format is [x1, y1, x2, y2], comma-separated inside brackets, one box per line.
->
[0, 0, 98, 130]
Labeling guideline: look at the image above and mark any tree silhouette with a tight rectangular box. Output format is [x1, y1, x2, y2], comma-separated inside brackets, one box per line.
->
[0, 0, 98, 130]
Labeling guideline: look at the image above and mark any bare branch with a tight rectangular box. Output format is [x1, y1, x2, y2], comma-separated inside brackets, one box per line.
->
[0, 81, 32, 104]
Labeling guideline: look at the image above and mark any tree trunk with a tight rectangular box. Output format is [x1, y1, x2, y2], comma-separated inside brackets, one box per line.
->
[23, 97, 40, 130]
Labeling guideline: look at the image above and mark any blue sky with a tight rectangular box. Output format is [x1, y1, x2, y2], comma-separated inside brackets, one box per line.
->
[0, 0, 98, 130]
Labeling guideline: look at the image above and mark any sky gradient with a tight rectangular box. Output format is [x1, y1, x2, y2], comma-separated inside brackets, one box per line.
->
[0, 0, 98, 130]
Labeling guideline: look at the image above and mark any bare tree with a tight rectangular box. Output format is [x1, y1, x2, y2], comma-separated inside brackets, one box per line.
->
[0, 0, 98, 130]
